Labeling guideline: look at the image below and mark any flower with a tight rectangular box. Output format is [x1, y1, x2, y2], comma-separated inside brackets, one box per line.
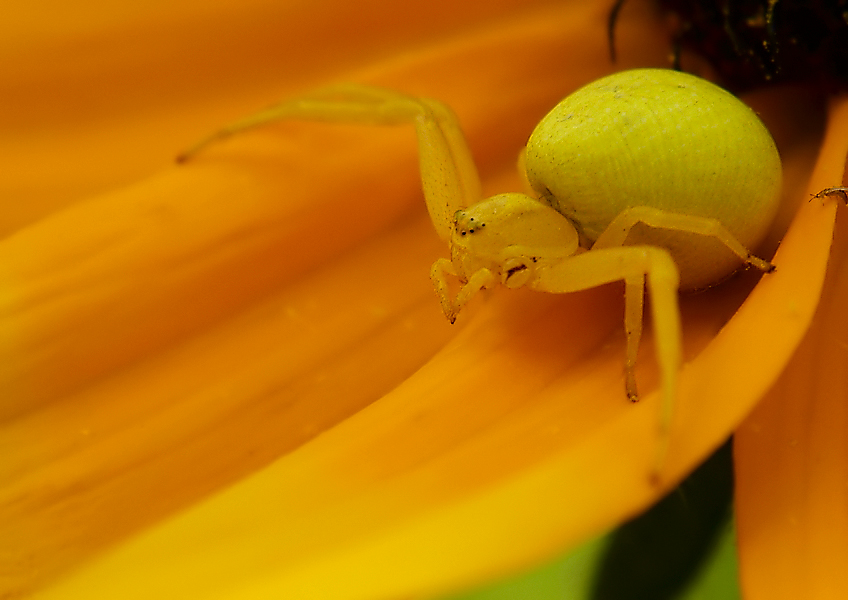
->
[1, 0, 845, 599]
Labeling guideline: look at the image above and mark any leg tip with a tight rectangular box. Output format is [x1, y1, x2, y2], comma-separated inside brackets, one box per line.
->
[746, 254, 776, 274]
[625, 370, 639, 402]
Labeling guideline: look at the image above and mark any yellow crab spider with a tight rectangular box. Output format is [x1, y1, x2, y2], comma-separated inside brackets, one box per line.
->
[179, 69, 782, 475]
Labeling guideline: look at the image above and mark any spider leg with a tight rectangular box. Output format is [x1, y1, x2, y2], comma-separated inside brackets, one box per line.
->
[430, 258, 495, 324]
[177, 84, 481, 242]
[528, 245, 681, 480]
[624, 275, 645, 402]
[592, 206, 775, 272]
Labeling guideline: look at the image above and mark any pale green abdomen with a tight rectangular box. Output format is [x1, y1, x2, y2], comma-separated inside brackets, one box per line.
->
[524, 69, 782, 290]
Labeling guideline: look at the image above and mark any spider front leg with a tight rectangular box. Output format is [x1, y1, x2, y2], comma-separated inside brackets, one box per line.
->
[529, 245, 682, 477]
[430, 258, 496, 324]
[177, 84, 482, 242]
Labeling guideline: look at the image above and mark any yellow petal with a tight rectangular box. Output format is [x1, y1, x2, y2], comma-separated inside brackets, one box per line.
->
[735, 95, 848, 600]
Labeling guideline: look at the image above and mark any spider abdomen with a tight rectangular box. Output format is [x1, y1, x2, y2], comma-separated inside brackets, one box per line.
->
[524, 68, 782, 290]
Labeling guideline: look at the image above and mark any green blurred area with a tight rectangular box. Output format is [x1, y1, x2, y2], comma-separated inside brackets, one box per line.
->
[441, 440, 739, 600]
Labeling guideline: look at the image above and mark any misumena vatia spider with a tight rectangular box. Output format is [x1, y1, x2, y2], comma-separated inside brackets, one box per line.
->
[179, 69, 782, 477]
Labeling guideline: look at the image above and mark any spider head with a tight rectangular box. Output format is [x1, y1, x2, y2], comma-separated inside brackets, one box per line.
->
[449, 193, 579, 286]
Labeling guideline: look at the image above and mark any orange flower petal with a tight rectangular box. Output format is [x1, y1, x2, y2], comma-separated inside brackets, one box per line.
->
[735, 95, 848, 600]
[1, 1, 834, 599]
[3, 1, 671, 597]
